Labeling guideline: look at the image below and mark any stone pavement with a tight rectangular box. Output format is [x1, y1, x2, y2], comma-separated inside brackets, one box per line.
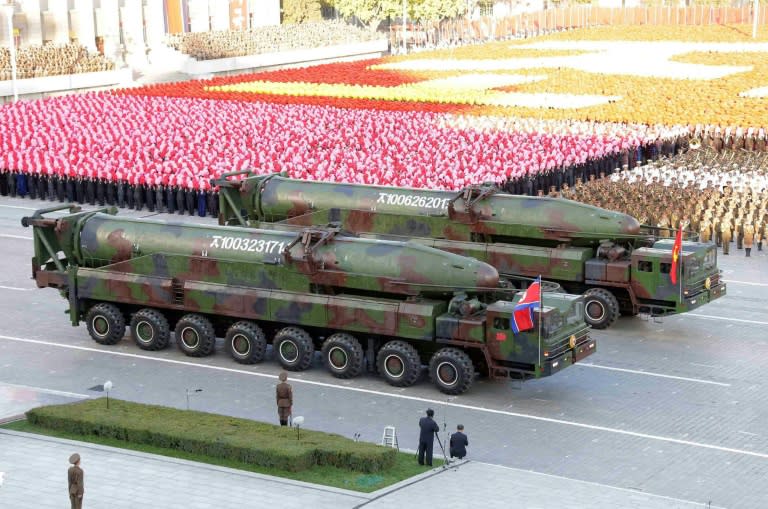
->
[0, 428, 717, 509]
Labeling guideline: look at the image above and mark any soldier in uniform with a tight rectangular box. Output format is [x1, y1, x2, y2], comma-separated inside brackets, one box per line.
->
[744, 219, 755, 257]
[275, 371, 292, 426]
[67, 453, 84, 509]
[721, 213, 733, 255]
[699, 217, 712, 243]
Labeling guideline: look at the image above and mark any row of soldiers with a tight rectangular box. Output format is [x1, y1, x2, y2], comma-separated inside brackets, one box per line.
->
[694, 126, 768, 153]
[562, 152, 768, 257]
[0, 169, 220, 219]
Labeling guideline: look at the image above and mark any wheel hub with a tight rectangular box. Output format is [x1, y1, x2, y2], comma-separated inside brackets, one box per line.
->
[384, 354, 405, 378]
[328, 346, 348, 370]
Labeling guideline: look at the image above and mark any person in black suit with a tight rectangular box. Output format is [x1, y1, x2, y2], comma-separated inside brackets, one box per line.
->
[449, 424, 468, 460]
[417, 408, 440, 466]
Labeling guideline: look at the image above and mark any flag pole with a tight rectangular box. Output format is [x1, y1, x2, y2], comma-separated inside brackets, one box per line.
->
[537, 275, 542, 372]
[679, 222, 684, 305]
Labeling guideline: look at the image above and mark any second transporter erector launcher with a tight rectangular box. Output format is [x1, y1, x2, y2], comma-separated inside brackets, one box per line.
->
[214, 172, 726, 330]
[23, 205, 594, 395]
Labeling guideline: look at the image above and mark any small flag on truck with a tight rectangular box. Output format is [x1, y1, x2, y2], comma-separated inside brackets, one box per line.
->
[670, 224, 683, 285]
[512, 277, 541, 334]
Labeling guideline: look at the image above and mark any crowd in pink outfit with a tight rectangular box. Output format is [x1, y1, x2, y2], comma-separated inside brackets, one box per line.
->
[0, 91, 680, 199]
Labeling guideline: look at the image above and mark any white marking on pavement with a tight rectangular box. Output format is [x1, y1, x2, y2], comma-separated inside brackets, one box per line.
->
[2, 334, 767, 461]
[579, 364, 730, 387]
[0, 204, 37, 210]
[0, 286, 33, 291]
[0, 234, 32, 240]
[724, 279, 768, 287]
[481, 463, 727, 509]
[687, 313, 768, 326]
[0, 381, 90, 399]
[738, 431, 759, 437]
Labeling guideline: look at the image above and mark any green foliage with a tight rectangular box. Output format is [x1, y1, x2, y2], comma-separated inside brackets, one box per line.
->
[26, 398, 397, 473]
[327, 0, 470, 29]
[411, 0, 468, 22]
[282, 0, 323, 24]
[328, 0, 400, 30]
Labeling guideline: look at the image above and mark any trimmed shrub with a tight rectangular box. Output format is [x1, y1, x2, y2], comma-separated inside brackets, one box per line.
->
[26, 399, 395, 473]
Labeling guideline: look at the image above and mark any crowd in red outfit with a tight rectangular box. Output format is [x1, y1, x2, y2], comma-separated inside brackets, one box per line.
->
[0, 91, 696, 216]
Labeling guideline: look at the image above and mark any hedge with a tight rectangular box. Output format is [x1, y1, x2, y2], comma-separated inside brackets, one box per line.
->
[26, 398, 396, 473]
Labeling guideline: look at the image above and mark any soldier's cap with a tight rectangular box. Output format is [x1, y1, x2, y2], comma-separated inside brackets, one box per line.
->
[278, 371, 287, 382]
[69, 453, 80, 464]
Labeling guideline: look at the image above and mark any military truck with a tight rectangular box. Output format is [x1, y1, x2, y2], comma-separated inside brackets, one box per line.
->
[214, 172, 725, 329]
[22, 205, 594, 395]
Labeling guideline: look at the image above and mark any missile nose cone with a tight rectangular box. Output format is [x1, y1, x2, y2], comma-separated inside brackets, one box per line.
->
[475, 262, 500, 288]
[621, 214, 642, 235]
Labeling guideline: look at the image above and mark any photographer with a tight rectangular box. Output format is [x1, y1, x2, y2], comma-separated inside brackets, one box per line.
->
[417, 408, 440, 466]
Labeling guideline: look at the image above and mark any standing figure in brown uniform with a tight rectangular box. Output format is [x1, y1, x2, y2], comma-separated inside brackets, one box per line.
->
[68, 453, 84, 509]
[721, 214, 733, 255]
[743, 220, 755, 257]
[276, 371, 293, 426]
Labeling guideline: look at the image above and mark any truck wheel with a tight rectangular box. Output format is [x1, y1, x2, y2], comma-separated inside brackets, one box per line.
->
[85, 303, 125, 345]
[429, 348, 475, 395]
[376, 340, 421, 387]
[321, 333, 364, 379]
[130, 308, 170, 351]
[273, 327, 314, 371]
[226, 321, 266, 364]
[175, 314, 216, 357]
[583, 288, 620, 329]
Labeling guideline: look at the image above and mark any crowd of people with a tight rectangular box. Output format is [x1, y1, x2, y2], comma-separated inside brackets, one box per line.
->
[0, 43, 114, 80]
[562, 148, 768, 256]
[0, 91, 687, 214]
[0, 84, 766, 224]
[167, 20, 382, 60]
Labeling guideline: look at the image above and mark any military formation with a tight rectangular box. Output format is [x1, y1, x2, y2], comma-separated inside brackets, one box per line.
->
[562, 148, 768, 257]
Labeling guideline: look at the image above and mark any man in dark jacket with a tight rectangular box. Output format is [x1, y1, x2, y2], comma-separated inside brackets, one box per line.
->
[417, 408, 440, 466]
[449, 424, 468, 460]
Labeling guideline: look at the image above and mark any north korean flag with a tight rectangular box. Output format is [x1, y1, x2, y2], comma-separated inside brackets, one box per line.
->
[511, 277, 541, 334]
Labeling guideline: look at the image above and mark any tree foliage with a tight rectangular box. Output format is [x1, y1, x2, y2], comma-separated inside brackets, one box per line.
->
[326, 0, 469, 30]
[282, 0, 323, 24]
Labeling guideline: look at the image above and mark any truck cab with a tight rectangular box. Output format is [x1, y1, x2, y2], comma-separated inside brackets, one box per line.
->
[630, 240, 725, 316]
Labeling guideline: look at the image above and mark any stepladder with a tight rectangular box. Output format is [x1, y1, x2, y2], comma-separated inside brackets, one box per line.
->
[381, 425, 399, 450]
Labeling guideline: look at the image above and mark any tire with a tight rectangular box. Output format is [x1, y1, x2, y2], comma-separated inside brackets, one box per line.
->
[130, 308, 170, 351]
[429, 348, 475, 395]
[583, 288, 620, 329]
[376, 340, 421, 388]
[175, 314, 216, 357]
[321, 333, 364, 379]
[226, 321, 266, 364]
[273, 327, 314, 371]
[85, 303, 125, 345]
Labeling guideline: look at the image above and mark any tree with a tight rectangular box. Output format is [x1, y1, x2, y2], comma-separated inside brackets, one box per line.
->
[411, 0, 467, 23]
[326, 0, 402, 31]
[282, 0, 323, 24]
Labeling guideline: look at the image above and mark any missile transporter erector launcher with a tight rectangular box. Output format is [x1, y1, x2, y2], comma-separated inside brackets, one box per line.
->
[215, 172, 726, 330]
[23, 205, 594, 395]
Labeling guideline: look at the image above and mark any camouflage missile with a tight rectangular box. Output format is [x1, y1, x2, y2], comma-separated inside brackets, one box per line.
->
[217, 173, 641, 244]
[72, 213, 499, 295]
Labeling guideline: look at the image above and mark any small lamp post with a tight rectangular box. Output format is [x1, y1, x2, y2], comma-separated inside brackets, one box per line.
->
[186, 388, 202, 410]
[292, 416, 304, 440]
[103, 380, 113, 408]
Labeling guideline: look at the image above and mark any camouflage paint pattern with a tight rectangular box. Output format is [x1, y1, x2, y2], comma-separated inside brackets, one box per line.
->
[215, 173, 725, 319]
[215, 172, 641, 245]
[22, 206, 594, 381]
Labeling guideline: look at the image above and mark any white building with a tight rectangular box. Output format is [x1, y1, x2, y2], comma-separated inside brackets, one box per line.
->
[0, 0, 281, 63]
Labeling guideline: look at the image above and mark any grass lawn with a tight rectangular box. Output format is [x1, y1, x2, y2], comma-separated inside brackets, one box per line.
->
[1, 419, 442, 493]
